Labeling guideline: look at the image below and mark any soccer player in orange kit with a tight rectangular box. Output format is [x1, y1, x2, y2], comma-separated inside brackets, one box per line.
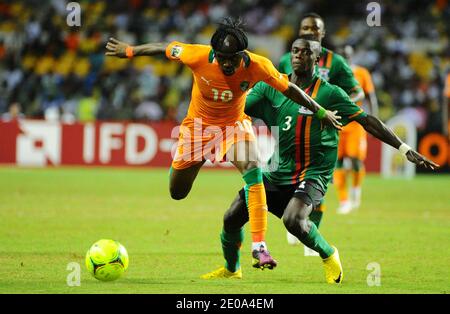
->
[334, 45, 379, 214]
[105, 18, 341, 273]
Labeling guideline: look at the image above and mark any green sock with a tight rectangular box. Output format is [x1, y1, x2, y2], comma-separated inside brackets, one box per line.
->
[300, 223, 334, 259]
[221, 229, 244, 272]
[309, 210, 323, 228]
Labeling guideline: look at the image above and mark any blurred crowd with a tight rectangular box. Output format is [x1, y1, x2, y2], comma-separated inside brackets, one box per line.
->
[0, 0, 449, 133]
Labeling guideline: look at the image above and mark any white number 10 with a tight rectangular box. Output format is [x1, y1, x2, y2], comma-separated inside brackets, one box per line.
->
[212, 88, 233, 103]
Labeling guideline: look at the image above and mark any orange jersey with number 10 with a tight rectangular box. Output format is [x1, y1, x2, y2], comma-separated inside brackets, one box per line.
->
[165, 41, 289, 126]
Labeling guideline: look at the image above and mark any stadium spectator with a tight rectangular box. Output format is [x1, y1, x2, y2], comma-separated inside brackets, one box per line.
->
[1, 101, 25, 121]
[134, 97, 164, 121]
[0, 0, 447, 133]
[445, 71, 450, 135]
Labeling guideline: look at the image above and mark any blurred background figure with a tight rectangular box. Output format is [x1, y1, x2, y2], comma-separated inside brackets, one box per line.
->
[334, 45, 379, 214]
[1, 101, 24, 121]
[444, 70, 450, 135]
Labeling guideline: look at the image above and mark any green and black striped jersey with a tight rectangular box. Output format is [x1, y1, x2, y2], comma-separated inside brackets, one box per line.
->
[279, 47, 361, 97]
[245, 74, 366, 191]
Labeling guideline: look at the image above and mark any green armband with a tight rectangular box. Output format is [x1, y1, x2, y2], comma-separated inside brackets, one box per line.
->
[315, 107, 327, 120]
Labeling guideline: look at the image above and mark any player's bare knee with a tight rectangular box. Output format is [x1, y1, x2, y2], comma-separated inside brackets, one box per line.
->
[282, 211, 298, 234]
[298, 219, 310, 238]
[223, 210, 235, 228]
[224, 200, 248, 230]
[223, 212, 243, 231]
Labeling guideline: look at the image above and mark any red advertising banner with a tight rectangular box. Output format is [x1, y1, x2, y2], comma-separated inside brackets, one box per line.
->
[0, 120, 382, 172]
[366, 135, 381, 173]
[0, 120, 177, 167]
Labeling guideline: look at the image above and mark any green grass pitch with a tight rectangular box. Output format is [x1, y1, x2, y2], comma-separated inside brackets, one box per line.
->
[0, 167, 448, 294]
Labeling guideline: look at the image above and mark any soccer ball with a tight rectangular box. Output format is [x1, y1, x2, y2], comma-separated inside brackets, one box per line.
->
[85, 239, 129, 281]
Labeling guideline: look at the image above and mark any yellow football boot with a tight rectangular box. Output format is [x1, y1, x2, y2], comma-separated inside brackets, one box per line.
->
[322, 246, 343, 284]
[200, 267, 242, 279]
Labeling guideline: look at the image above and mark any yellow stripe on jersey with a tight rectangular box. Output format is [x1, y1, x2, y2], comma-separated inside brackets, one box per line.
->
[299, 116, 312, 181]
[348, 109, 364, 120]
[326, 51, 333, 69]
[311, 79, 322, 98]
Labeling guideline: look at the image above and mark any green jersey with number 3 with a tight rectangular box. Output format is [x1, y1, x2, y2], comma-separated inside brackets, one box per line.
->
[245, 74, 367, 191]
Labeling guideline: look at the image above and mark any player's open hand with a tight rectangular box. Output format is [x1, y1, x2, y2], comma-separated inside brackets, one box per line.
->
[406, 149, 440, 170]
[105, 38, 129, 58]
[323, 110, 342, 130]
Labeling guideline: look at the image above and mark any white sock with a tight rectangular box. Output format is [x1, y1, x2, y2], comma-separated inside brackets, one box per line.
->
[252, 241, 267, 251]
[351, 187, 361, 204]
[339, 200, 351, 207]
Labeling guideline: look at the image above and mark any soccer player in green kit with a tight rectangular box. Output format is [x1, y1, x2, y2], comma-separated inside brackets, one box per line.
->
[201, 36, 438, 283]
[279, 13, 364, 102]
[280, 13, 365, 250]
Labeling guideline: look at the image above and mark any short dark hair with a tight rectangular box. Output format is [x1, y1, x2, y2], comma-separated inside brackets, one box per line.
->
[211, 17, 248, 53]
[301, 12, 324, 23]
[301, 12, 325, 30]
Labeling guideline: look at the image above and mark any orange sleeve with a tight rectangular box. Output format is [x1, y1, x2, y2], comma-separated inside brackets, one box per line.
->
[252, 54, 290, 92]
[362, 67, 375, 94]
[165, 41, 208, 69]
[445, 74, 450, 98]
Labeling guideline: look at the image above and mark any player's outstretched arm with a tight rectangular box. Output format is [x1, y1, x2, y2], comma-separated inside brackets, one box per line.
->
[105, 37, 168, 58]
[358, 114, 440, 170]
[283, 82, 342, 130]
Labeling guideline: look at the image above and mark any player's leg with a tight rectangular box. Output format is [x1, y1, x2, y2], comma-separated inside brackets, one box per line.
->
[287, 198, 326, 249]
[222, 194, 248, 273]
[334, 131, 352, 214]
[301, 201, 327, 256]
[229, 138, 276, 269]
[283, 199, 333, 259]
[287, 193, 325, 255]
[169, 118, 207, 200]
[201, 194, 248, 279]
[349, 157, 364, 209]
[310, 201, 326, 228]
[334, 158, 349, 206]
[282, 181, 343, 283]
[169, 161, 205, 200]
[349, 128, 367, 210]
[201, 177, 288, 279]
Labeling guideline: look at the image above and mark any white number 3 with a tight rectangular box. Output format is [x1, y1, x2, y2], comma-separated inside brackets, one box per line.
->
[282, 116, 292, 131]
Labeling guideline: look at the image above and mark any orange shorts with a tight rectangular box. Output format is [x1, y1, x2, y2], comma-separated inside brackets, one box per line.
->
[338, 121, 367, 160]
[171, 116, 256, 170]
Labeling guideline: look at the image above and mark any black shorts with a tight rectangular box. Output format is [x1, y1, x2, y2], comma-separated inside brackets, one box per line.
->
[238, 176, 325, 219]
